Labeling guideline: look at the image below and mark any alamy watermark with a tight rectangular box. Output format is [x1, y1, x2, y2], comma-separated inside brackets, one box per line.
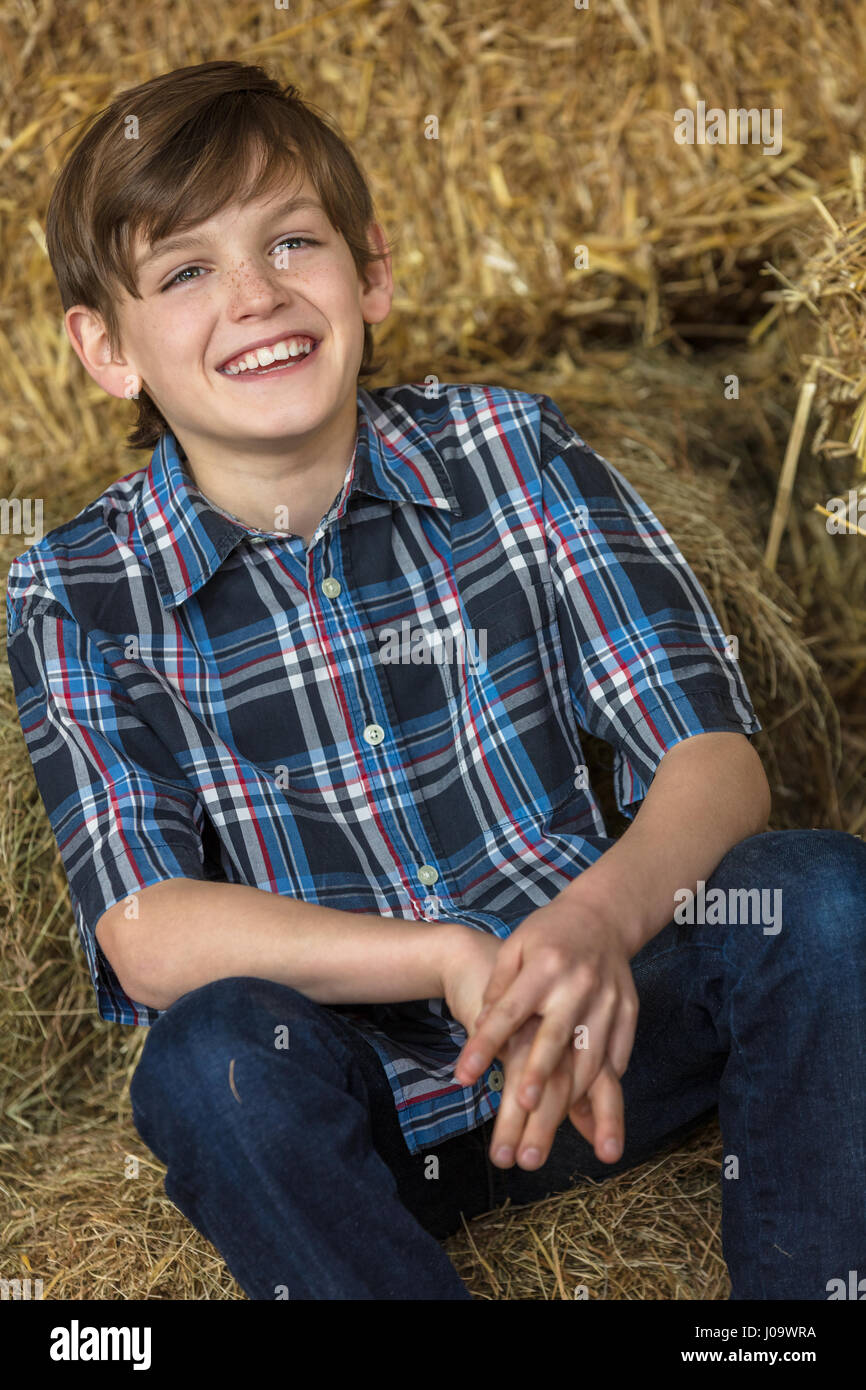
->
[378, 622, 488, 672]
[49, 1320, 151, 1369]
[827, 1270, 866, 1299]
[0, 497, 43, 544]
[823, 489, 866, 536]
[674, 881, 782, 935]
[674, 102, 782, 156]
[1, 1275, 43, 1299]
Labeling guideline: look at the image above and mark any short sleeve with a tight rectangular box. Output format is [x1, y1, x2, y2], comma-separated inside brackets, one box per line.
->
[6, 583, 207, 1024]
[537, 396, 762, 821]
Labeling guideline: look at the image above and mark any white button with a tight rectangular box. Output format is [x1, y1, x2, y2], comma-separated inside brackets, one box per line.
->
[363, 723, 385, 745]
[488, 1068, 504, 1092]
[417, 865, 439, 886]
[322, 577, 341, 598]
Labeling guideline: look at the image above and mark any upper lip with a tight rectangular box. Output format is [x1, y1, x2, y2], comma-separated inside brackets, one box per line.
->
[215, 330, 319, 371]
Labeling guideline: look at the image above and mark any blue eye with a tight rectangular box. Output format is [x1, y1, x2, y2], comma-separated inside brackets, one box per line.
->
[274, 236, 318, 256]
[162, 237, 319, 289]
[165, 265, 205, 288]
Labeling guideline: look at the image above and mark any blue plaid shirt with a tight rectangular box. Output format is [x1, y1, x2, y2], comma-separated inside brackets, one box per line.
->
[6, 383, 761, 1155]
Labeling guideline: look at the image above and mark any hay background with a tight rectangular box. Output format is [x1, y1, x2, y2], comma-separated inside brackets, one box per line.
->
[1, 0, 864, 1300]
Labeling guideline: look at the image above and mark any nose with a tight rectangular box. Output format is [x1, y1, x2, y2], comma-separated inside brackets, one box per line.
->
[225, 258, 287, 317]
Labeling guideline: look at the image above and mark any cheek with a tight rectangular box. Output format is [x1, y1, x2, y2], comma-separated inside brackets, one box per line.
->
[141, 313, 203, 369]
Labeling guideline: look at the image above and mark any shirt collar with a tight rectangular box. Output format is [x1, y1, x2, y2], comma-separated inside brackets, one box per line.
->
[136, 386, 460, 611]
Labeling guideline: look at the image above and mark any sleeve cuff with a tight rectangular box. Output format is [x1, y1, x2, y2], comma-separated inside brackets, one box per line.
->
[612, 690, 762, 820]
[72, 836, 207, 940]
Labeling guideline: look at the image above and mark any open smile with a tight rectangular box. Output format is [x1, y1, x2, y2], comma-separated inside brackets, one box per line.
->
[217, 339, 321, 382]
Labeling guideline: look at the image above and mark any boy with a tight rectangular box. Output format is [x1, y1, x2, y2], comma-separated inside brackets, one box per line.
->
[7, 59, 865, 1301]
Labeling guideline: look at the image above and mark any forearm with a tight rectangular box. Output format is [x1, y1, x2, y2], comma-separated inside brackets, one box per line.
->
[115, 878, 462, 1011]
[558, 732, 772, 956]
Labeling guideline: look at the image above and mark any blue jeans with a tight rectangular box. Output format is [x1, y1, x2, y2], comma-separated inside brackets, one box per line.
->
[129, 829, 866, 1300]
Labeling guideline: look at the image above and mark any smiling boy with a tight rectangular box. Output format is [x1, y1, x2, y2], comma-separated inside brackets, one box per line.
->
[7, 60, 866, 1301]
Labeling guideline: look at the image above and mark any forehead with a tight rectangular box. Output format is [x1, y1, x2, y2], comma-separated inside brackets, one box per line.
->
[131, 169, 325, 269]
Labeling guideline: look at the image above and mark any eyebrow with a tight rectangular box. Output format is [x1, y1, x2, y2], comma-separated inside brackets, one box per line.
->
[135, 196, 324, 274]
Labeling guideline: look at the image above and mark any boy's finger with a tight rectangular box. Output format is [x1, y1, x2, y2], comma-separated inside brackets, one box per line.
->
[486, 1027, 537, 1166]
[518, 991, 613, 1110]
[582, 1064, 625, 1164]
[511, 1063, 573, 1169]
[606, 995, 639, 1078]
[454, 971, 547, 1083]
[568, 1093, 596, 1148]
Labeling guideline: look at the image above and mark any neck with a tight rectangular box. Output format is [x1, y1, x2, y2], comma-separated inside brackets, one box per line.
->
[173, 398, 358, 542]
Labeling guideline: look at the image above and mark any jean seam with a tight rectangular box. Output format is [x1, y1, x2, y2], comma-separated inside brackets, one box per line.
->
[718, 927, 769, 1301]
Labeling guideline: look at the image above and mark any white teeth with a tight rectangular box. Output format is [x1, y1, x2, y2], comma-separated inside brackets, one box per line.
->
[222, 336, 315, 374]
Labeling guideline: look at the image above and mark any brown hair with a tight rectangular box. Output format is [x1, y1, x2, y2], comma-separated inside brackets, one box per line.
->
[45, 60, 393, 450]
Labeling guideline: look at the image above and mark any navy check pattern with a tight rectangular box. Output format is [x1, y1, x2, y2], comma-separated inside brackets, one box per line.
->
[6, 382, 761, 1154]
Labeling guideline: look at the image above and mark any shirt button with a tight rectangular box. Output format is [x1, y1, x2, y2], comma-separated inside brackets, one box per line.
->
[417, 864, 439, 886]
[322, 577, 341, 598]
[488, 1068, 505, 1092]
[363, 723, 385, 745]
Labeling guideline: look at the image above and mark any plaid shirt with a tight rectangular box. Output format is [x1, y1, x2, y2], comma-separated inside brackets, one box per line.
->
[6, 382, 761, 1155]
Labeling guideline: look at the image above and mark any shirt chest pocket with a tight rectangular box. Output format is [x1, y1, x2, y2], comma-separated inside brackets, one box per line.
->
[464, 578, 547, 662]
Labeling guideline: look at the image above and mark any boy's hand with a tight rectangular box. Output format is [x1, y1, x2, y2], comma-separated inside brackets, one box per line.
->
[491, 1015, 625, 1168]
[452, 894, 639, 1115]
[439, 918, 629, 1167]
[439, 927, 599, 1165]
[438, 924, 505, 1041]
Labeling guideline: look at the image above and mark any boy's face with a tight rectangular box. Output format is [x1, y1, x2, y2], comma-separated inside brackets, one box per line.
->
[66, 169, 392, 453]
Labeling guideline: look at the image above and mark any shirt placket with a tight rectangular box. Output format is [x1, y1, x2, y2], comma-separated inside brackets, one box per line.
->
[307, 514, 458, 926]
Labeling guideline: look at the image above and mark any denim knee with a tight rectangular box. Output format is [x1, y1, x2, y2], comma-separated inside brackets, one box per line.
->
[708, 828, 866, 964]
[129, 974, 341, 1124]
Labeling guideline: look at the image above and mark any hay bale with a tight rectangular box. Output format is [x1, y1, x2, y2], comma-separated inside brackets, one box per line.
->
[761, 157, 866, 493]
[749, 164, 866, 835]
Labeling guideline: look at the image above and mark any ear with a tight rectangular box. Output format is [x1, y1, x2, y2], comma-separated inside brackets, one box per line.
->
[359, 221, 393, 327]
[64, 304, 141, 402]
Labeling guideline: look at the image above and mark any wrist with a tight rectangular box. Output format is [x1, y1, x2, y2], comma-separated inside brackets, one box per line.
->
[434, 921, 481, 994]
[556, 873, 647, 957]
